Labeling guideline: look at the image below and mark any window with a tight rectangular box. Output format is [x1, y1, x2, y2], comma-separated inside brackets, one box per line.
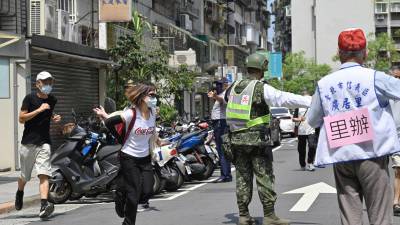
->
[392, 3, 400, 12]
[0, 58, 10, 99]
[376, 2, 388, 13]
[271, 107, 289, 115]
[58, 0, 76, 23]
[58, 0, 69, 11]
[69, 0, 76, 23]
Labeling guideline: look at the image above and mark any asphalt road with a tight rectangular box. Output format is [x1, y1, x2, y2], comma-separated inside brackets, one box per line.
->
[1, 137, 400, 225]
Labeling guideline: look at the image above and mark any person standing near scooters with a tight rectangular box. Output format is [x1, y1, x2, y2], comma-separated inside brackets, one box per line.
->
[208, 77, 232, 182]
[15, 71, 61, 218]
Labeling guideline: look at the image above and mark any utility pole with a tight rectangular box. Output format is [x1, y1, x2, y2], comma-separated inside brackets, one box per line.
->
[91, 0, 94, 47]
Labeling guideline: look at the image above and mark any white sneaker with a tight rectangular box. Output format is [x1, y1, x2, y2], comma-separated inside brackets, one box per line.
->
[306, 164, 315, 171]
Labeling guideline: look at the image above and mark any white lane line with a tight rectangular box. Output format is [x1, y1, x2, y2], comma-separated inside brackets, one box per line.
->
[152, 177, 219, 201]
[272, 146, 282, 152]
[288, 138, 297, 143]
[151, 169, 239, 202]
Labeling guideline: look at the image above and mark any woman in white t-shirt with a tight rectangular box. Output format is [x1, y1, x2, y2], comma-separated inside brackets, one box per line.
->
[105, 83, 160, 225]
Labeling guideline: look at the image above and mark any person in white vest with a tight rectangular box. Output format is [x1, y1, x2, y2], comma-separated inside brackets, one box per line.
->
[389, 66, 400, 216]
[307, 28, 400, 225]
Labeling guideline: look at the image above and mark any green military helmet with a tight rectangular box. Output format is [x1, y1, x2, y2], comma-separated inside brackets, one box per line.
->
[245, 52, 269, 71]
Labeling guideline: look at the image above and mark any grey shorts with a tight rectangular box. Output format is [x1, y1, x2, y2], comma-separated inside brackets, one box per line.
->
[392, 154, 400, 168]
[19, 144, 52, 181]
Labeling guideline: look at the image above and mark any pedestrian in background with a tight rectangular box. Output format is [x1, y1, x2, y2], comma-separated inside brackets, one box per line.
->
[307, 28, 400, 225]
[223, 52, 311, 225]
[292, 90, 316, 172]
[104, 83, 166, 225]
[208, 77, 232, 183]
[389, 65, 400, 216]
[15, 71, 61, 218]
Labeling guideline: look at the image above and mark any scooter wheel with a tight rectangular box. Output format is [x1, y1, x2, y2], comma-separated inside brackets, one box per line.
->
[48, 175, 72, 204]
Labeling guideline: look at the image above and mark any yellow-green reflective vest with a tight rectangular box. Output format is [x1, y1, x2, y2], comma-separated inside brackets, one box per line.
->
[226, 80, 270, 132]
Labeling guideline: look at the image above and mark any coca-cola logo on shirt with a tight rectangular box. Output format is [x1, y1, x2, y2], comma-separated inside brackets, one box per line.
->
[135, 127, 155, 135]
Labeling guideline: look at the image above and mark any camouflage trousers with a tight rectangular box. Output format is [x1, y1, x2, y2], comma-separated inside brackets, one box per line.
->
[234, 146, 277, 217]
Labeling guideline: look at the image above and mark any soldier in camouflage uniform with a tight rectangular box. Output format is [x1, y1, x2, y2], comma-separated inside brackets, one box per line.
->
[223, 53, 311, 225]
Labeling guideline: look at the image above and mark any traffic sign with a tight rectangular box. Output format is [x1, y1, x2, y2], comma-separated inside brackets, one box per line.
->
[269, 52, 283, 78]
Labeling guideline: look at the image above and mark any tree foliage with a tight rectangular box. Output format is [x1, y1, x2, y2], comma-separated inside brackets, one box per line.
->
[365, 32, 400, 72]
[268, 51, 331, 94]
[107, 11, 196, 109]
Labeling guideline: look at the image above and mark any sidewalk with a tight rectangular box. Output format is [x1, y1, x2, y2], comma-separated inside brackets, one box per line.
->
[0, 171, 40, 214]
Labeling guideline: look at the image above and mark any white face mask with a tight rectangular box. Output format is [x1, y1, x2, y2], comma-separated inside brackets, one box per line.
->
[40, 85, 53, 95]
[146, 97, 157, 108]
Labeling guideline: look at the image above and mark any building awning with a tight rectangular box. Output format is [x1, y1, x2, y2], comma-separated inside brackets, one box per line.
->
[168, 23, 208, 46]
[31, 35, 109, 60]
[32, 46, 117, 66]
[0, 32, 21, 49]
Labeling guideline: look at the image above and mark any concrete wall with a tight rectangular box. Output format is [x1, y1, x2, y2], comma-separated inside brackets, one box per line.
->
[0, 58, 14, 170]
[291, 0, 315, 59]
[315, 0, 375, 69]
[291, 0, 375, 69]
[0, 58, 28, 170]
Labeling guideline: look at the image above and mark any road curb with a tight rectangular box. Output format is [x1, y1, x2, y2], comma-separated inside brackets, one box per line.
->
[0, 195, 40, 215]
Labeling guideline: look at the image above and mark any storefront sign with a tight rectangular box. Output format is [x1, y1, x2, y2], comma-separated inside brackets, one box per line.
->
[99, 0, 132, 22]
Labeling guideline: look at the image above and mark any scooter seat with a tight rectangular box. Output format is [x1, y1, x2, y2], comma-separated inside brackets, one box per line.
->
[180, 130, 202, 142]
[96, 145, 121, 161]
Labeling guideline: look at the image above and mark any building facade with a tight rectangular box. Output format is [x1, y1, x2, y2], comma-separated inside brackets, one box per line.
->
[273, 0, 375, 69]
[0, 0, 270, 170]
[0, 0, 111, 171]
[272, 0, 291, 55]
[375, 0, 400, 51]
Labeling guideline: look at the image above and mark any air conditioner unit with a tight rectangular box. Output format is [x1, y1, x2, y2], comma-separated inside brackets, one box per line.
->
[180, 14, 193, 31]
[29, 0, 45, 35]
[241, 37, 247, 46]
[58, 10, 70, 41]
[376, 14, 385, 21]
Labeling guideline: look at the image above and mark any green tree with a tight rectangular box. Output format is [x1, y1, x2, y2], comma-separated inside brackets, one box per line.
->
[107, 10, 196, 109]
[332, 32, 400, 72]
[268, 52, 331, 94]
[365, 32, 400, 72]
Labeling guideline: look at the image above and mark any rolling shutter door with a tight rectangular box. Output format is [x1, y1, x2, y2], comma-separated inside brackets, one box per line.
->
[31, 58, 99, 149]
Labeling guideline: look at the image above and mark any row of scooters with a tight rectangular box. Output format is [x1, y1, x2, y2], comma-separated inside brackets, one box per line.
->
[152, 120, 219, 194]
[47, 111, 218, 204]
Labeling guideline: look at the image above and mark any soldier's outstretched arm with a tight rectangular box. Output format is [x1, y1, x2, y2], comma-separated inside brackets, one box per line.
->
[263, 84, 312, 109]
[306, 88, 324, 128]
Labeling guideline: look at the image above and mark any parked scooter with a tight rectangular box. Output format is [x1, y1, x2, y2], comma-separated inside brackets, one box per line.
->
[48, 110, 121, 204]
[152, 144, 186, 193]
[174, 123, 218, 181]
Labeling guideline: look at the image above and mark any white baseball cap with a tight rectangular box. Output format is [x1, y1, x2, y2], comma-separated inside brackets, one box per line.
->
[36, 71, 54, 81]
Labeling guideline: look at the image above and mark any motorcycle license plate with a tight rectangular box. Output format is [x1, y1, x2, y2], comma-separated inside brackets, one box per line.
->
[204, 145, 213, 154]
[179, 154, 187, 161]
[185, 165, 192, 175]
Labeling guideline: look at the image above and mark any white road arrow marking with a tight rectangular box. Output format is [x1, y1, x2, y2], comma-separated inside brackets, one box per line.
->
[283, 182, 337, 212]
